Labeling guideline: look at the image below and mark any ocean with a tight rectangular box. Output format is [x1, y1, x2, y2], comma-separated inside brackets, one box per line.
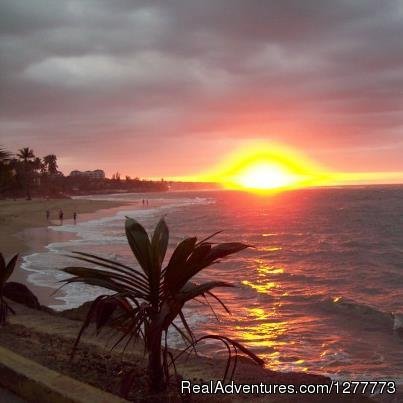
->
[20, 187, 403, 383]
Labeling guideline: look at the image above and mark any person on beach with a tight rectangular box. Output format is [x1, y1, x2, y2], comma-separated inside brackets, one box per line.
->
[58, 209, 64, 224]
[73, 211, 77, 224]
[46, 209, 50, 221]
[142, 199, 145, 206]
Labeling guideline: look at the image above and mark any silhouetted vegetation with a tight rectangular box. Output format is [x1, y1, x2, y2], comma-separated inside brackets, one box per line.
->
[0, 145, 168, 198]
[0, 253, 19, 326]
[61, 217, 263, 395]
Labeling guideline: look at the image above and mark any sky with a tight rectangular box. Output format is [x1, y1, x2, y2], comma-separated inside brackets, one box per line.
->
[1, 0, 403, 183]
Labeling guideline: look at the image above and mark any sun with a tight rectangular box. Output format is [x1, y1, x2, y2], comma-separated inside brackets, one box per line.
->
[197, 141, 328, 192]
[235, 162, 298, 190]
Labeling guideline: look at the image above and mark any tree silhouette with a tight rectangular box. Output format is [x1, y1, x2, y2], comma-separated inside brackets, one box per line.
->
[43, 154, 58, 174]
[0, 146, 11, 162]
[17, 147, 35, 163]
[17, 148, 35, 199]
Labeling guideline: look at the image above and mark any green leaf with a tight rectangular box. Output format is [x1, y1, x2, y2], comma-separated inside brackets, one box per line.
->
[62, 276, 128, 295]
[179, 242, 250, 289]
[0, 253, 5, 272]
[125, 217, 152, 277]
[177, 281, 234, 303]
[94, 299, 118, 333]
[63, 264, 149, 295]
[70, 295, 107, 358]
[4, 254, 18, 283]
[186, 243, 212, 267]
[61, 267, 148, 300]
[166, 237, 197, 269]
[71, 251, 148, 282]
[165, 242, 249, 295]
[149, 218, 169, 300]
[164, 237, 197, 293]
[0, 254, 18, 285]
[206, 290, 231, 314]
[151, 217, 169, 268]
[195, 230, 223, 246]
[206, 242, 250, 262]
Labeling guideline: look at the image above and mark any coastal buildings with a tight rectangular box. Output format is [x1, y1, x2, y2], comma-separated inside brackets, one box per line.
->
[69, 169, 105, 179]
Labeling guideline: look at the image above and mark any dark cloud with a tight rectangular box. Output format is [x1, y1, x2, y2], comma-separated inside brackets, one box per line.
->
[0, 0, 403, 176]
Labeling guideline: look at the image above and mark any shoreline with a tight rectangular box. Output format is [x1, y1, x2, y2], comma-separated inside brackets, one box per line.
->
[2, 195, 196, 309]
[0, 198, 133, 258]
[1, 198, 139, 307]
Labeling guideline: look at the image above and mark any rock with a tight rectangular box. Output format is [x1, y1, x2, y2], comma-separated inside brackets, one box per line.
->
[59, 301, 93, 321]
[3, 282, 41, 310]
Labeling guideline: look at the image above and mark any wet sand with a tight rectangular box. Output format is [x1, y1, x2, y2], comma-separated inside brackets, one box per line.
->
[1, 197, 175, 308]
[0, 198, 130, 258]
[0, 198, 137, 307]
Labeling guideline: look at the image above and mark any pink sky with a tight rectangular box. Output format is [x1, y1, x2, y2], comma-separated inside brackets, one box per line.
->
[1, 1, 403, 183]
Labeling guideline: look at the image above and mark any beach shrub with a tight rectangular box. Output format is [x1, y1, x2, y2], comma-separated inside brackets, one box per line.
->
[61, 217, 263, 395]
[0, 253, 19, 326]
[3, 282, 41, 309]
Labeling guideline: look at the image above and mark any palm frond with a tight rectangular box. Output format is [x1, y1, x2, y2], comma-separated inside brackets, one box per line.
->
[125, 217, 152, 276]
[61, 217, 259, 394]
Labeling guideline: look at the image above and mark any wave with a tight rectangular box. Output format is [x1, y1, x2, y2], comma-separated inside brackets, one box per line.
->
[20, 195, 214, 310]
[73, 193, 215, 204]
[319, 296, 403, 335]
[16, 187, 403, 381]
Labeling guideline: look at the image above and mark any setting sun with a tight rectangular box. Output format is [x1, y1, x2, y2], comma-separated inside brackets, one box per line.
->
[235, 162, 298, 190]
[198, 141, 329, 191]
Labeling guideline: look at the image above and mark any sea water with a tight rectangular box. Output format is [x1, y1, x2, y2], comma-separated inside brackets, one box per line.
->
[20, 187, 403, 382]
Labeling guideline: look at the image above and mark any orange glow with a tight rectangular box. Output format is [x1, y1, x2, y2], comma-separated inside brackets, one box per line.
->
[199, 141, 330, 191]
[167, 140, 403, 187]
[235, 161, 298, 190]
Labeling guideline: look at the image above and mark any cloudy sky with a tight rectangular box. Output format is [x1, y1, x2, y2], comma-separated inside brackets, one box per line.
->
[1, 0, 403, 181]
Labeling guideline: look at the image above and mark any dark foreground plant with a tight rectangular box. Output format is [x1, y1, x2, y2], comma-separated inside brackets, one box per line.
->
[61, 217, 263, 395]
[0, 253, 19, 326]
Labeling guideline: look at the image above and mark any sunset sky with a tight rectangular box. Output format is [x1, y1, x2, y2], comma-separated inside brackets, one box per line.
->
[1, 1, 403, 185]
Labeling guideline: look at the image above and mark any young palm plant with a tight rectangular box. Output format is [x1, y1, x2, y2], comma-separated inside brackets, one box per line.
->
[61, 217, 263, 394]
[0, 253, 19, 326]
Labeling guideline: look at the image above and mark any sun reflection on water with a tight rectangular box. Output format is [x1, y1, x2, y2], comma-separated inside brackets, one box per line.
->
[230, 260, 310, 372]
[257, 246, 282, 252]
[241, 261, 285, 294]
[242, 280, 278, 293]
[227, 304, 311, 372]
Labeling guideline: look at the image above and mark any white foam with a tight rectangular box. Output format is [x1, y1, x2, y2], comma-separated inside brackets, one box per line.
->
[393, 313, 403, 330]
[21, 195, 214, 310]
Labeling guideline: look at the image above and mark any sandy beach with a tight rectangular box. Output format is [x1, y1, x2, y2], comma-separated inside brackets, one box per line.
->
[0, 198, 131, 258]
[0, 198, 134, 306]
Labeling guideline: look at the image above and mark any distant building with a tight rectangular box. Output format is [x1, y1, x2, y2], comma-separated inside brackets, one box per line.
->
[69, 170, 82, 177]
[89, 169, 106, 179]
[69, 169, 105, 179]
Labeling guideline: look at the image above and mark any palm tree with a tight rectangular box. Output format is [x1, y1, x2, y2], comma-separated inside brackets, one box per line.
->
[16, 147, 35, 199]
[61, 217, 263, 395]
[17, 147, 35, 163]
[32, 157, 43, 173]
[0, 146, 11, 162]
[0, 146, 13, 191]
[43, 154, 58, 175]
